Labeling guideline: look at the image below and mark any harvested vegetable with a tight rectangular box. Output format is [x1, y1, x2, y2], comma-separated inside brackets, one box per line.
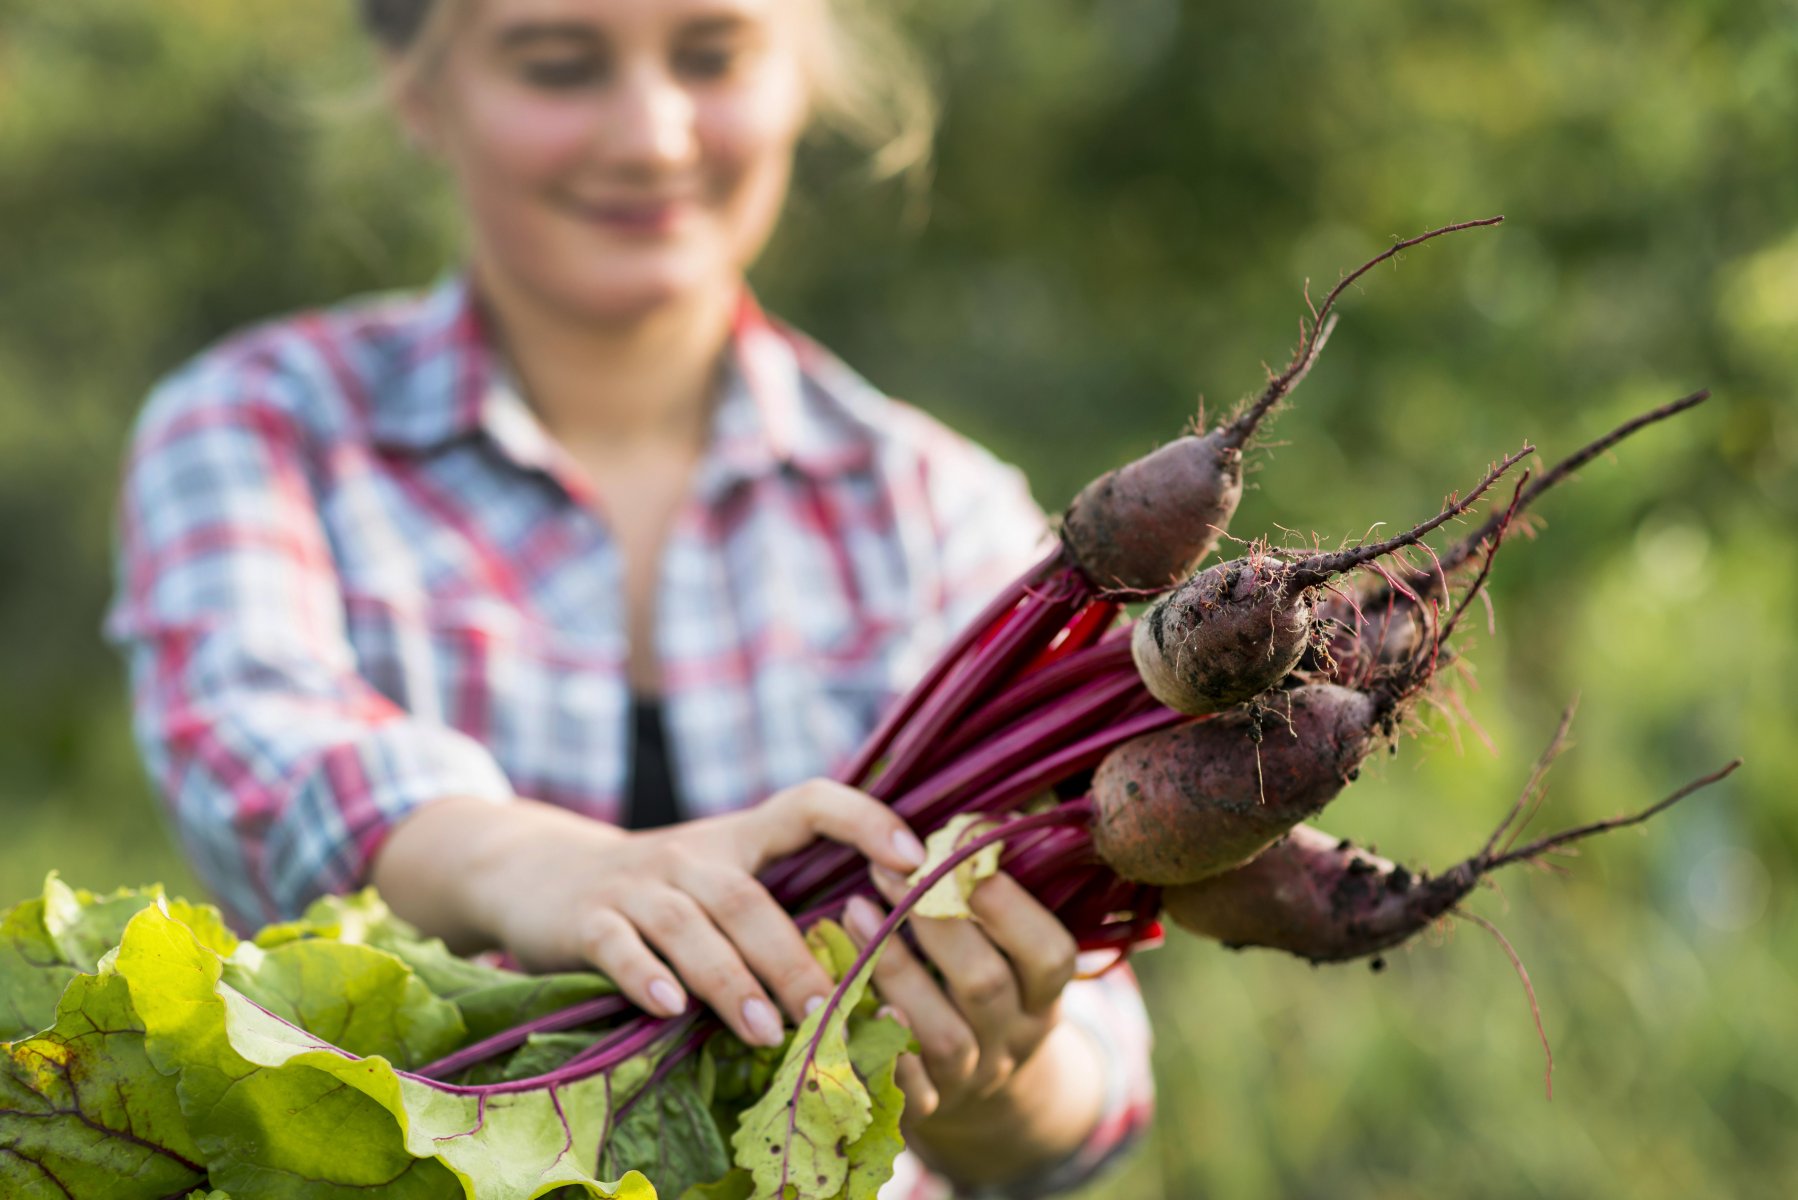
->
[1, 218, 1730, 1198]
[1128, 448, 1528, 717]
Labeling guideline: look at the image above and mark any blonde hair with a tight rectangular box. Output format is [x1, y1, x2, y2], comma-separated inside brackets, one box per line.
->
[358, 0, 936, 181]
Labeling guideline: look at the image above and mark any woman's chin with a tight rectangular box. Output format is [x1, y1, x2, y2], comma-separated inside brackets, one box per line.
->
[556, 261, 726, 327]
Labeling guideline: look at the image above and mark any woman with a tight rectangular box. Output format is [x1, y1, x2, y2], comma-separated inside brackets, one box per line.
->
[107, 0, 1152, 1194]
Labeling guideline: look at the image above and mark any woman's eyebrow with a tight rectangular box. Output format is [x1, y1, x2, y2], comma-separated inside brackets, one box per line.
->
[679, 14, 756, 39]
[495, 23, 601, 51]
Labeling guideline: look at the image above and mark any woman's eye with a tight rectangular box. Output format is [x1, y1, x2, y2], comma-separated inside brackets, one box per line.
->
[520, 57, 603, 90]
[675, 45, 739, 81]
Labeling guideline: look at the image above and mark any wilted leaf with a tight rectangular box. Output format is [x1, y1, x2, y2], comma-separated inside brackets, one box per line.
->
[906, 815, 1003, 920]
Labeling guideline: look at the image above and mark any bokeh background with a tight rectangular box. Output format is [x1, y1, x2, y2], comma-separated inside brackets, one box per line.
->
[2, 1, 1795, 1196]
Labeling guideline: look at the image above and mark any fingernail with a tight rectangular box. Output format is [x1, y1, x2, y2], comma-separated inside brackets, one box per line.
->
[804, 995, 826, 1017]
[876, 1004, 908, 1027]
[743, 997, 784, 1046]
[844, 896, 882, 941]
[891, 828, 927, 870]
[649, 979, 685, 1016]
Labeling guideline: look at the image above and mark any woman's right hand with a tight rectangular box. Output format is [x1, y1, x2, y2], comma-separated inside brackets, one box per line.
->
[374, 782, 926, 1047]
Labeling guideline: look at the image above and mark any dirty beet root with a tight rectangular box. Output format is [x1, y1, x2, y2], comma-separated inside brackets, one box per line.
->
[1091, 683, 1399, 885]
[1162, 758, 1740, 963]
[1131, 447, 1530, 716]
[1161, 825, 1463, 962]
[1062, 432, 1248, 596]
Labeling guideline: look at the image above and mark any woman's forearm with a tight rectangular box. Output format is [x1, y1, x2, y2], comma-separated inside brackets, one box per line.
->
[369, 793, 615, 954]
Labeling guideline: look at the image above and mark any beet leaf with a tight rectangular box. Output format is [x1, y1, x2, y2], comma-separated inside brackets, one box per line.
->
[730, 921, 911, 1200]
[1, 969, 206, 1199]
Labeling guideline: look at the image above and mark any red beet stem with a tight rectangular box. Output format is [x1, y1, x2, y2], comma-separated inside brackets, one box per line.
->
[834, 547, 1065, 788]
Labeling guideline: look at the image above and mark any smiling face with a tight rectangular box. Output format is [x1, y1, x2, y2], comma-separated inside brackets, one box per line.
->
[397, 0, 811, 325]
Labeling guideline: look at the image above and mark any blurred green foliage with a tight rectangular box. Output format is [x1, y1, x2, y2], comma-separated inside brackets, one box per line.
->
[1, 1, 1794, 1196]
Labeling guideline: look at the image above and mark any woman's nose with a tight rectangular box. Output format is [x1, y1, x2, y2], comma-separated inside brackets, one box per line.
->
[602, 64, 697, 174]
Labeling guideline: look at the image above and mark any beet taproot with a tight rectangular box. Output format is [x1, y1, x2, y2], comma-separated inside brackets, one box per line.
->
[1090, 682, 1400, 885]
[1162, 758, 1740, 963]
[1159, 825, 1434, 961]
[1131, 447, 1529, 716]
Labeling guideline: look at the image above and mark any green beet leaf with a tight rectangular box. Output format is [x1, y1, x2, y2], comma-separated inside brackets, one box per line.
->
[219, 937, 467, 1069]
[0, 897, 78, 1043]
[42, 875, 238, 971]
[681, 1169, 754, 1200]
[841, 1014, 910, 1200]
[0, 968, 207, 1199]
[601, 1057, 732, 1200]
[1, 875, 242, 1043]
[117, 904, 659, 1200]
[730, 921, 910, 1200]
[264, 891, 615, 1043]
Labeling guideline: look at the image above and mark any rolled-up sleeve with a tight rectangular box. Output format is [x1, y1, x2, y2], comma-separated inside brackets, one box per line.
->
[105, 361, 512, 928]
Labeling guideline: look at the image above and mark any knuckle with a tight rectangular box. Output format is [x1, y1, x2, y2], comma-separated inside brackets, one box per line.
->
[713, 870, 767, 913]
[959, 964, 1014, 1010]
[923, 1026, 977, 1075]
[973, 1053, 1016, 1098]
[770, 956, 831, 1001]
[656, 844, 699, 876]
[1041, 939, 1079, 994]
[638, 843, 682, 878]
[577, 910, 629, 962]
[903, 1068, 940, 1118]
[633, 890, 698, 940]
[777, 780, 824, 814]
[868, 932, 911, 975]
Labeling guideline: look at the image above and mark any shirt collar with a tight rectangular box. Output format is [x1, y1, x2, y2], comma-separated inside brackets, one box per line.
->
[369, 275, 878, 486]
[366, 274, 493, 452]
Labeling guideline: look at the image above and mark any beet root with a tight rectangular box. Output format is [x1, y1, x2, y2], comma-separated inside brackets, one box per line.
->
[1160, 825, 1468, 962]
[1090, 682, 1398, 886]
[1162, 757, 1741, 963]
[1129, 550, 1317, 715]
[1131, 447, 1529, 716]
[1309, 592, 1435, 688]
[1062, 432, 1246, 594]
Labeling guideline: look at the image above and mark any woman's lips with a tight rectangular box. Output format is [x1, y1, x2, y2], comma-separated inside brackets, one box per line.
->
[573, 197, 694, 237]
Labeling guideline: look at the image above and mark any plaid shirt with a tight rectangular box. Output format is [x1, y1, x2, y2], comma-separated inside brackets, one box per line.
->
[107, 276, 1151, 1198]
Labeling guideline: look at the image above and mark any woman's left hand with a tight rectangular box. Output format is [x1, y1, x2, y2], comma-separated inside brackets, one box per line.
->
[842, 866, 1082, 1126]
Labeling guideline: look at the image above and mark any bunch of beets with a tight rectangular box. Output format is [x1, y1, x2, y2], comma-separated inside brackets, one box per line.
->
[416, 216, 1735, 1148]
[0, 218, 1739, 1200]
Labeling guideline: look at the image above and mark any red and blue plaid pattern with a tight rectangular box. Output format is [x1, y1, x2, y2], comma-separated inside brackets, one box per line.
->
[107, 276, 1152, 1197]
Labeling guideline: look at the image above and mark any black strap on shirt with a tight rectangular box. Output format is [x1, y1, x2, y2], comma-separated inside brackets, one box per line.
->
[626, 696, 684, 830]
